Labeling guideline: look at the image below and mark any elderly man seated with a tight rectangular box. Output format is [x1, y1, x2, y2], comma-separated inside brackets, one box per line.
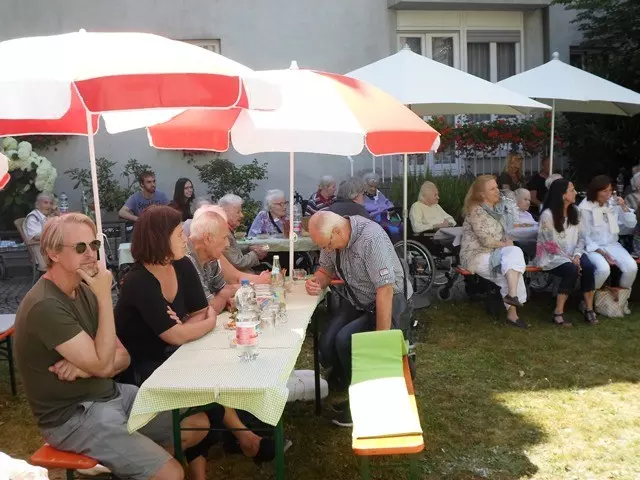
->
[305, 211, 413, 427]
[188, 206, 270, 312]
[305, 175, 337, 216]
[328, 177, 370, 218]
[514, 188, 538, 227]
[249, 189, 288, 237]
[218, 194, 268, 272]
[24, 192, 55, 241]
[409, 181, 456, 234]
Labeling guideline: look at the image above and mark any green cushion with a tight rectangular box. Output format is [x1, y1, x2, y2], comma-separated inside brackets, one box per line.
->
[351, 330, 406, 385]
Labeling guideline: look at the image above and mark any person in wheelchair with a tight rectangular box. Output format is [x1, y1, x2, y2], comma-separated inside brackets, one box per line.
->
[409, 181, 456, 235]
[362, 172, 394, 219]
[460, 175, 529, 328]
[305, 211, 413, 427]
[328, 177, 370, 218]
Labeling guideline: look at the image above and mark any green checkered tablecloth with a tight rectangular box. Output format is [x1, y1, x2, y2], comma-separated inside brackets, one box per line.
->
[127, 282, 324, 433]
[237, 235, 318, 252]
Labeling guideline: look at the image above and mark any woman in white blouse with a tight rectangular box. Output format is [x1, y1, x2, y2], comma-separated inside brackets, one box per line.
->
[409, 181, 456, 234]
[535, 179, 598, 326]
[579, 175, 637, 291]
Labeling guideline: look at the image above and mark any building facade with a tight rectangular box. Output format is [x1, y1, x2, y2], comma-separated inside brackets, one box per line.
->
[0, 0, 580, 210]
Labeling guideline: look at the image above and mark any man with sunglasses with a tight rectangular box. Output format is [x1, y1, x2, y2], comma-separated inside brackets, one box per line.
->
[14, 213, 206, 480]
[305, 211, 413, 427]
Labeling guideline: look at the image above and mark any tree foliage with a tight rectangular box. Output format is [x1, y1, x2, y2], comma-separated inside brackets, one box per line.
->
[553, 0, 640, 187]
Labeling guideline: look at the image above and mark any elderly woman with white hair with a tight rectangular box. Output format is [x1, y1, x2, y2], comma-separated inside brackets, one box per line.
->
[248, 189, 288, 237]
[409, 181, 456, 234]
[305, 175, 337, 216]
[514, 188, 538, 227]
[362, 172, 394, 218]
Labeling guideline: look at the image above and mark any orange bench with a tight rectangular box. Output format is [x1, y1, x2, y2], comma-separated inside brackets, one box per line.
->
[30, 445, 100, 480]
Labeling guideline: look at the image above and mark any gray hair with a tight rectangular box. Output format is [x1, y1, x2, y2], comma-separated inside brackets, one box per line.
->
[545, 174, 563, 190]
[362, 172, 379, 185]
[631, 172, 640, 191]
[190, 210, 227, 240]
[193, 197, 212, 210]
[514, 188, 530, 201]
[218, 193, 243, 208]
[418, 181, 437, 202]
[318, 175, 336, 189]
[264, 189, 285, 211]
[337, 177, 366, 201]
[36, 192, 53, 205]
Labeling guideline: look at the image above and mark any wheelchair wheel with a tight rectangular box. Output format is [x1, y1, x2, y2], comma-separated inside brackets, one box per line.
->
[394, 239, 436, 295]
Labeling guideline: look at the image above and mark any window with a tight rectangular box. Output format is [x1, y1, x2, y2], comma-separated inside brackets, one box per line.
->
[184, 39, 221, 54]
[569, 46, 608, 71]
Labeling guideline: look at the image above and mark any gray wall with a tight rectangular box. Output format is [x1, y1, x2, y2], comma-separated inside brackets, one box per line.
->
[0, 0, 396, 211]
[547, 4, 582, 61]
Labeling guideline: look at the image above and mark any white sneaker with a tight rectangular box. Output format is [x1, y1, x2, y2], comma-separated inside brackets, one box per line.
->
[76, 464, 111, 476]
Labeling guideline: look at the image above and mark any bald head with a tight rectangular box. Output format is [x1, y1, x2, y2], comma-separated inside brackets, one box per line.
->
[308, 211, 350, 250]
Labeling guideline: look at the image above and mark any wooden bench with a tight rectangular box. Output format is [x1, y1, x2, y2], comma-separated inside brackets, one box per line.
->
[30, 444, 109, 480]
[350, 331, 423, 480]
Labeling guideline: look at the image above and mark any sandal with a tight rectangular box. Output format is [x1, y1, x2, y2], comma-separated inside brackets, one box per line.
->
[583, 310, 599, 325]
[552, 312, 572, 327]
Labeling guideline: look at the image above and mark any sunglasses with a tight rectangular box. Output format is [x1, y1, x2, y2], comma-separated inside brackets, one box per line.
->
[63, 240, 102, 254]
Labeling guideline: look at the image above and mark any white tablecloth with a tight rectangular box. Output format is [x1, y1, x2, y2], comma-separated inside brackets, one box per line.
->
[127, 282, 323, 432]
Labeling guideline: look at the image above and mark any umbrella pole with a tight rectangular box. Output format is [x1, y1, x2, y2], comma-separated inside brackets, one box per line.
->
[372, 153, 375, 173]
[289, 151, 295, 280]
[403, 153, 408, 262]
[549, 99, 556, 173]
[85, 111, 106, 266]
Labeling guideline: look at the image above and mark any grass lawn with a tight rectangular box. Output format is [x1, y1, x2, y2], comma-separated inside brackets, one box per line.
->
[1, 291, 639, 479]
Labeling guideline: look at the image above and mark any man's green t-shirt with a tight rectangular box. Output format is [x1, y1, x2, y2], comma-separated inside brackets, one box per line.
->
[14, 278, 117, 429]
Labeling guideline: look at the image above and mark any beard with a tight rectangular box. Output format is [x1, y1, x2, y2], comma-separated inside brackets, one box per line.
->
[78, 262, 99, 277]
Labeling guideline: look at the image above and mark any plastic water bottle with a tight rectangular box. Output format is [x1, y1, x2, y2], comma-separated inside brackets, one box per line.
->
[293, 202, 302, 234]
[80, 190, 88, 215]
[616, 171, 625, 196]
[234, 280, 259, 361]
[59, 193, 69, 214]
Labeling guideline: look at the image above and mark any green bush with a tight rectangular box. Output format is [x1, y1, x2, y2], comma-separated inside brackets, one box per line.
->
[389, 173, 474, 223]
[195, 157, 268, 231]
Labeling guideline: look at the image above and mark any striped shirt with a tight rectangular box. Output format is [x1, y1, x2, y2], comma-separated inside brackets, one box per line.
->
[305, 191, 337, 216]
[319, 216, 411, 308]
[185, 242, 226, 301]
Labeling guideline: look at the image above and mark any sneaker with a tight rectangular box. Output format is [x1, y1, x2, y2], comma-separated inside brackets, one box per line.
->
[331, 399, 349, 413]
[331, 408, 353, 427]
[624, 302, 631, 315]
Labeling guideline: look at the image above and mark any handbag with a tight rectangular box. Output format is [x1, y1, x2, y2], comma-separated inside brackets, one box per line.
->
[594, 287, 631, 318]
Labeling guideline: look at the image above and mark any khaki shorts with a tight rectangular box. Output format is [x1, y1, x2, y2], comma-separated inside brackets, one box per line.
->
[41, 383, 173, 480]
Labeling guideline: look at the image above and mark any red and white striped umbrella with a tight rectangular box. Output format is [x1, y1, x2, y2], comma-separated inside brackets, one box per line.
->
[146, 63, 440, 267]
[147, 66, 439, 155]
[0, 31, 280, 258]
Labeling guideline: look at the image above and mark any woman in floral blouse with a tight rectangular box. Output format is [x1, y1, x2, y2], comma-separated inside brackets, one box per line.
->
[460, 175, 528, 328]
[535, 179, 598, 326]
[248, 189, 289, 237]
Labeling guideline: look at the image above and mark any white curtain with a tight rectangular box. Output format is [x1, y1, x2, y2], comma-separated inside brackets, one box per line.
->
[497, 43, 516, 81]
[467, 43, 491, 122]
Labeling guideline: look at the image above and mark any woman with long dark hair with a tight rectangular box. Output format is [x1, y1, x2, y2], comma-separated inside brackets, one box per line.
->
[536, 179, 597, 325]
[169, 177, 195, 221]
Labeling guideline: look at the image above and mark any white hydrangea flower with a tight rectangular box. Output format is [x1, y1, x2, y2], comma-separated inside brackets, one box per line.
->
[17, 146, 31, 161]
[17, 141, 32, 155]
[5, 149, 17, 160]
[2, 137, 18, 151]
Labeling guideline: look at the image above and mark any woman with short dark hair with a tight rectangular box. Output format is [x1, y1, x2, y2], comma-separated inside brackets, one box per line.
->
[116, 205, 275, 471]
[579, 175, 638, 297]
[168, 177, 195, 221]
[535, 179, 598, 325]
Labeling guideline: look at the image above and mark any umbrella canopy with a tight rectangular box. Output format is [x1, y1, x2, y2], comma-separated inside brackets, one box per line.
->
[346, 46, 550, 116]
[148, 65, 440, 155]
[0, 31, 280, 262]
[0, 30, 279, 120]
[498, 52, 640, 116]
[498, 52, 640, 168]
[0, 152, 8, 191]
[146, 62, 441, 267]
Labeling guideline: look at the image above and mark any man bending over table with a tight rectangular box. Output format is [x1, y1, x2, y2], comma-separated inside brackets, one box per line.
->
[305, 211, 413, 427]
[14, 213, 208, 480]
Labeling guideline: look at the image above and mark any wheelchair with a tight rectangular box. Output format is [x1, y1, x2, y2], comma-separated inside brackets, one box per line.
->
[372, 207, 459, 297]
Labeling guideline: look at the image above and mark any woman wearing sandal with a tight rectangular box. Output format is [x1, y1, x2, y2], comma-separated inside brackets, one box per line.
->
[535, 179, 598, 326]
[460, 175, 529, 328]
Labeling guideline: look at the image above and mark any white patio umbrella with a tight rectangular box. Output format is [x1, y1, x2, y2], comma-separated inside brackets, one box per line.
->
[498, 52, 640, 170]
[347, 46, 550, 116]
[145, 62, 441, 271]
[0, 30, 279, 260]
